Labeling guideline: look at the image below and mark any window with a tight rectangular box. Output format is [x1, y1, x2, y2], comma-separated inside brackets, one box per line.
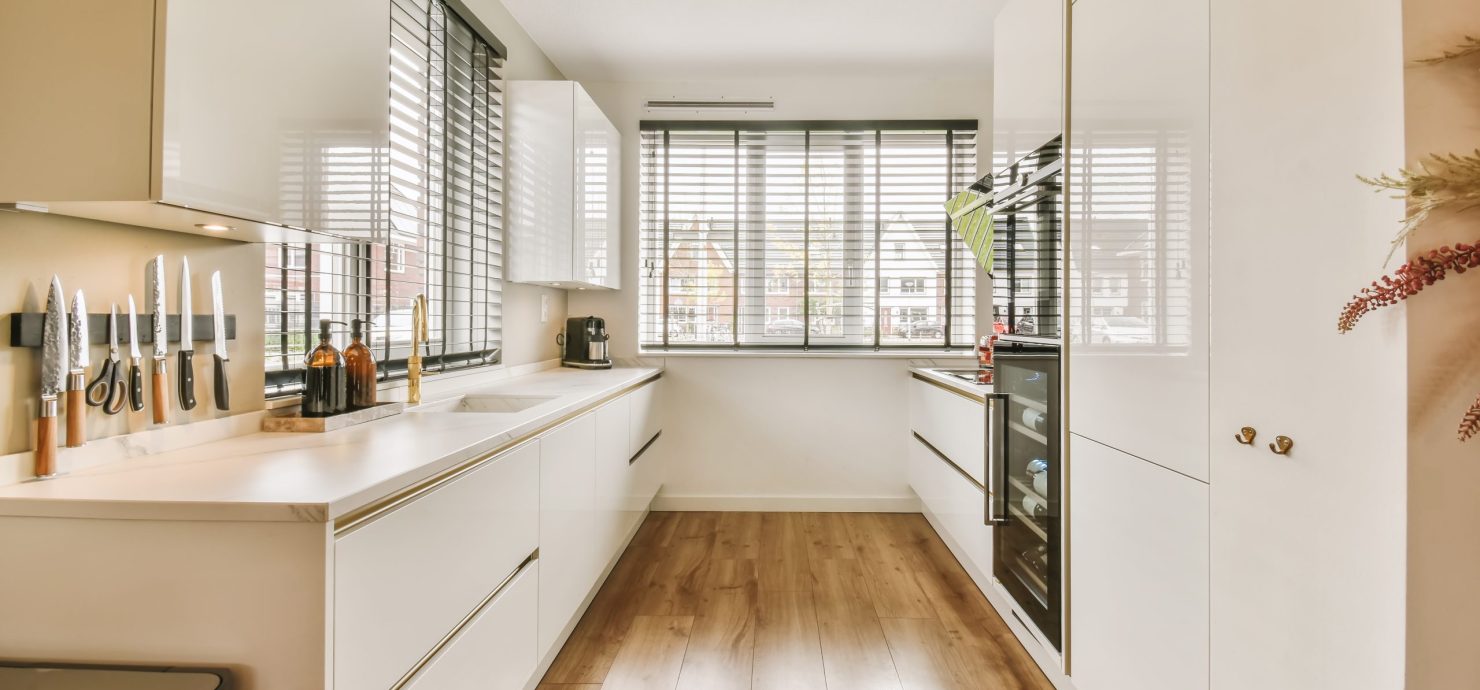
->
[640, 121, 978, 351]
[264, 0, 506, 395]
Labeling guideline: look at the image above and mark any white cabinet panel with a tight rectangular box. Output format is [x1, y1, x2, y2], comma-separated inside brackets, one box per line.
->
[509, 81, 621, 289]
[335, 441, 539, 690]
[909, 434, 993, 579]
[594, 395, 633, 559]
[993, 0, 1064, 168]
[1207, 0, 1406, 687]
[909, 378, 986, 486]
[539, 412, 599, 657]
[1069, 435, 1208, 690]
[628, 379, 662, 458]
[403, 562, 539, 690]
[1067, 0, 1210, 481]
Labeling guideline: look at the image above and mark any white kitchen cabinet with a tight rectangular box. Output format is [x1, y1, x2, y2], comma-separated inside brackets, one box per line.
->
[0, 0, 389, 243]
[909, 432, 993, 580]
[594, 395, 634, 559]
[909, 376, 987, 486]
[403, 561, 539, 690]
[992, 0, 1065, 169]
[335, 440, 540, 690]
[508, 81, 622, 289]
[1069, 436, 1208, 690]
[538, 411, 601, 657]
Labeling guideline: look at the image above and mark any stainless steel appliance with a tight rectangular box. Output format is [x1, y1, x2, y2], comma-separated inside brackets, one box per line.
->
[986, 338, 1062, 650]
[988, 136, 1063, 341]
[561, 316, 612, 369]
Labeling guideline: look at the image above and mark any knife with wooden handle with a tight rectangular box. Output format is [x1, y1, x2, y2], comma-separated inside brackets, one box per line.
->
[211, 271, 230, 411]
[148, 255, 169, 424]
[66, 289, 90, 448]
[177, 256, 197, 411]
[36, 276, 67, 478]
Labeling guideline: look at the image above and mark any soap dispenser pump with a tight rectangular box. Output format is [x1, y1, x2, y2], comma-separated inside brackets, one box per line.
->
[345, 318, 377, 410]
[303, 319, 347, 417]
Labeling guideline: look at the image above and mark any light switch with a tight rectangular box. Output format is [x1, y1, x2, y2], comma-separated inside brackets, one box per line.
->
[541, 294, 549, 323]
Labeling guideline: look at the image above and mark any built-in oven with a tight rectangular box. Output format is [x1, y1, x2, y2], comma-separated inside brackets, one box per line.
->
[987, 136, 1063, 340]
[986, 338, 1062, 651]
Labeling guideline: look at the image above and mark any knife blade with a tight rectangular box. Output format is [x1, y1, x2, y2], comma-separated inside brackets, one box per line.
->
[147, 255, 169, 424]
[36, 276, 67, 478]
[177, 257, 197, 411]
[126, 294, 144, 413]
[211, 271, 230, 411]
[66, 289, 89, 448]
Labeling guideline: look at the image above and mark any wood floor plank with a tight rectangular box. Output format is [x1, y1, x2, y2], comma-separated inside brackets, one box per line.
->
[811, 558, 904, 690]
[758, 513, 812, 592]
[674, 588, 757, 690]
[752, 590, 827, 690]
[632, 511, 683, 548]
[601, 615, 695, 690]
[536, 685, 605, 690]
[542, 546, 659, 683]
[705, 558, 760, 598]
[803, 512, 858, 561]
[880, 617, 975, 690]
[714, 511, 763, 560]
[845, 514, 936, 618]
[639, 527, 715, 616]
[911, 566, 1053, 690]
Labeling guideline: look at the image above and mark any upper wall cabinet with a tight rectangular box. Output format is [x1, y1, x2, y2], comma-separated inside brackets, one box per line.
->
[0, 0, 389, 243]
[992, 0, 1065, 170]
[507, 81, 622, 290]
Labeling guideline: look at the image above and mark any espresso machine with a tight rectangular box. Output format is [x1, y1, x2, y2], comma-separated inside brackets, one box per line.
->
[560, 316, 613, 369]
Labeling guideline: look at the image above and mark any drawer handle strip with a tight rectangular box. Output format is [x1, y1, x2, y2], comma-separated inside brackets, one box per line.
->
[911, 372, 985, 404]
[913, 431, 986, 493]
[391, 549, 539, 690]
[630, 430, 661, 465]
[334, 373, 661, 536]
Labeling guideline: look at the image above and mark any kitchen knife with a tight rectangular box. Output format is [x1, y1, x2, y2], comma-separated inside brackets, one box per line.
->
[66, 289, 90, 448]
[148, 255, 168, 424]
[177, 257, 197, 411]
[126, 294, 144, 413]
[35, 276, 67, 478]
[211, 271, 230, 411]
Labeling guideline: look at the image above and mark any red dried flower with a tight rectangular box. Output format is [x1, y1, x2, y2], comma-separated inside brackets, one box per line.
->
[1461, 395, 1480, 442]
[1338, 242, 1480, 333]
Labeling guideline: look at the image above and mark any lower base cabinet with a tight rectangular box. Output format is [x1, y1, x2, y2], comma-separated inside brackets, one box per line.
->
[403, 561, 540, 690]
[1069, 435, 1209, 690]
[909, 432, 993, 577]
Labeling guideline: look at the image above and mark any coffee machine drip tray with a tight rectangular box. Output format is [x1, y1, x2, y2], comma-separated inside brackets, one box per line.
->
[562, 359, 613, 370]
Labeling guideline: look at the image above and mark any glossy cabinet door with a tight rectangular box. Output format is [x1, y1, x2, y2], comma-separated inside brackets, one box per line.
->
[594, 395, 634, 558]
[909, 379, 987, 487]
[402, 562, 539, 690]
[993, 0, 1064, 170]
[1069, 436, 1208, 690]
[1207, 0, 1406, 687]
[161, 0, 388, 228]
[1066, 0, 1210, 481]
[573, 86, 621, 289]
[538, 411, 600, 657]
[909, 433, 993, 581]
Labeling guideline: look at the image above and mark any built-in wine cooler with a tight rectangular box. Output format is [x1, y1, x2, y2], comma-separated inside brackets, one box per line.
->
[987, 338, 1061, 650]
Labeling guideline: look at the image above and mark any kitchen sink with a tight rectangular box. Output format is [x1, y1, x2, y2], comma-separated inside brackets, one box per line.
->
[931, 368, 987, 385]
[419, 394, 557, 413]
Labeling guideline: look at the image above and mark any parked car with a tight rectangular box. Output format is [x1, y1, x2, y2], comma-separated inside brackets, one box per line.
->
[1090, 315, 1154, 344]
[901, 320, 944, 340]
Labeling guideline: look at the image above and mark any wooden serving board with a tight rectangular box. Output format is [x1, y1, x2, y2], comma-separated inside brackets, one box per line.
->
[262, 402, 406, 433]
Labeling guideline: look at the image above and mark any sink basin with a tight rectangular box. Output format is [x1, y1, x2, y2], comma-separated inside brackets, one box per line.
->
[930, 368, 987, 385]
[421, 394, 557, 413]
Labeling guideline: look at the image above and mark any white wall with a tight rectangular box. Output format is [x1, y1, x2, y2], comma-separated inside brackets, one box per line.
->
[570, 76, 992, 507]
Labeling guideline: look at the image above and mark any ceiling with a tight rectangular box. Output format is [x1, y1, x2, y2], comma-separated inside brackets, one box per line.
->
[500, 0, 1005, 82]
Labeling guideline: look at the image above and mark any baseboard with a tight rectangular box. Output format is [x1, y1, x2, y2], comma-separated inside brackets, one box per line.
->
[650, 494, 921, 513]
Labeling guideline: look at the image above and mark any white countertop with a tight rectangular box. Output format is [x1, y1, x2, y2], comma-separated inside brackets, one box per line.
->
[909, 366, 992, 401]
[0, 366, 660, 524]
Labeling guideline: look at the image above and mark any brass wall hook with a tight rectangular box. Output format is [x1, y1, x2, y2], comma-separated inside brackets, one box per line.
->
[1234, 426, 1257, 445]
[1269, 436, 1294, 455]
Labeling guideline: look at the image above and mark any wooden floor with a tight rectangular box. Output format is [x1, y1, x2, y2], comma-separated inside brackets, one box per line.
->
[537, 511, 1054, 690]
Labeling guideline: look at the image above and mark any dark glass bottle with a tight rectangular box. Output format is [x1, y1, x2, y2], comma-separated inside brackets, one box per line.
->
[345, 318, 377, 410]
[302, 319, 346, 417]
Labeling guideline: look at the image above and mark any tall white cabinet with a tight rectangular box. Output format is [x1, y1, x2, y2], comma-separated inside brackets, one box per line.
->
[507, 81, 622, 290]
[1067, 0, 1407, 688]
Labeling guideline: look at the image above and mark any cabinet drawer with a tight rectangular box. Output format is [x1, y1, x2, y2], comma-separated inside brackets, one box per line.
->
[334, 441, 540, 690]
[628, 378, 661, 457]
[910, 434, 992, 578]
[909, 377, 986, 486]
[403, 560, 540, 690]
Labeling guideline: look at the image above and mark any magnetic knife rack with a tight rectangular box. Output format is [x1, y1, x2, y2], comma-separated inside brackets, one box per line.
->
[8, 314, 237, 348]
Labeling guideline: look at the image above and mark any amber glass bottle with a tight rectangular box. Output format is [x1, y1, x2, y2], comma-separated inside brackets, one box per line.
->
[303, 319, 346, 417]
[345, 318, 377, 410]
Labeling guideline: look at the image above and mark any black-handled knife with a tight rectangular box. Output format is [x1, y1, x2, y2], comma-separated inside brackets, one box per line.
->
[177, 257, 197, 411]
[126, 295, 145, 413]
[210, 271, 231, 411]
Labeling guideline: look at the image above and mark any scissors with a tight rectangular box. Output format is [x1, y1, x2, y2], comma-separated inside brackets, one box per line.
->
[85, 303, 128, 415]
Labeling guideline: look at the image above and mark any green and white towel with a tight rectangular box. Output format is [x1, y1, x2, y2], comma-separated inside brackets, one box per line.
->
[946, 187, 994, 272]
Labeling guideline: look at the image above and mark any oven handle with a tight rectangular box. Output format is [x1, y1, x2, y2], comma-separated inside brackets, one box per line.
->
[985, 392, 1010, 525]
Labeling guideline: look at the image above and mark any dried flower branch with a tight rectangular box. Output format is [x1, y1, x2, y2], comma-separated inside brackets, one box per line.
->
[1359, 151, 1480, 264]
[1461, 395, 1480, 442]
[1338, 242, 1480, 333]
[1416, 35, 1480, 65]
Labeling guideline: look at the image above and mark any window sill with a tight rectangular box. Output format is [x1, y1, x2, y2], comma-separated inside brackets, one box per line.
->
[639, 349, 974, 360]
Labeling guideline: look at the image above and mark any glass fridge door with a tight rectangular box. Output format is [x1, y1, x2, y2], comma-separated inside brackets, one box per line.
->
[991, 344, 1062, 650]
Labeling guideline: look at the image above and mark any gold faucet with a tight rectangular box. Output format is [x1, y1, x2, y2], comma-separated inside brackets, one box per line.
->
[408, 293, 429, 404]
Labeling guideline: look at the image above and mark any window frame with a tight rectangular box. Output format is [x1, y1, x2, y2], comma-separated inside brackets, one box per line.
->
[639, 119, 979, 354]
